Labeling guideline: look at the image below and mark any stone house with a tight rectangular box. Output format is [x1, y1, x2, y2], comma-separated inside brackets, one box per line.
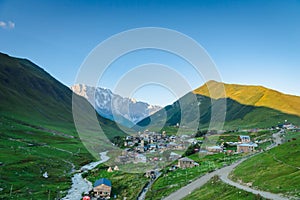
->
[207, 145, 223, 153]
[178, 157, 197, 169]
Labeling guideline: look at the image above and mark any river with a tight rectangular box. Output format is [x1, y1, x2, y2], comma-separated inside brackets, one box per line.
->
[62, 152, 110, 200]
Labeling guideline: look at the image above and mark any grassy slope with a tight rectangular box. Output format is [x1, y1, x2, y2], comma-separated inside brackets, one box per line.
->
[183, 176, 268, 200]
[146, 153, 242, 200]
[194, 80, 300, 117]
[0, 53, 126, 199]
[231, 132, 300, 198]
[83, 164, 148, 200]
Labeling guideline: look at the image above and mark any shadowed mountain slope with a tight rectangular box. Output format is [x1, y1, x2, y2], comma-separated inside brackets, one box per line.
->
[0, 52, 125, 199]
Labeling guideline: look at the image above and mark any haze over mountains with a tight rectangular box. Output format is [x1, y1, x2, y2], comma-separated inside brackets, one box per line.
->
[71, 84, 161, 128]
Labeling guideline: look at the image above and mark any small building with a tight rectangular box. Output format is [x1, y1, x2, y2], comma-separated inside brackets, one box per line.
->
[238, 135, 251, 143]
[237, 143, 258, 153]
[169, 152, 181, 161]
[178, 157, 197, 169]
[148, 144, 157, 150]
[93, 178, 112, 199]
[126, 136, 133, 140]
[145, 170, 157, 179]
[167, 142, 177, 149]
[207, 146, 223, 153]
[283, 123, 296, 130]
[135, 153, 147, 163]
[107, 167, 113, 172]
[136, 145, 145, 153]
[116, 155, 129, 164]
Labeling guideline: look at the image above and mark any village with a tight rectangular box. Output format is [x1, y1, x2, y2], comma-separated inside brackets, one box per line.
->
[80, 121, 299, 200]
[115, 130, 190, 165]
[82, 129, 270, 200]
[112, 128, 264, 166]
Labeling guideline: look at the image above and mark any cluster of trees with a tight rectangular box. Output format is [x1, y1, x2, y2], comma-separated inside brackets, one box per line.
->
[183, 143, 201, 157]
[111, 136, 125, 147]
[195, 130, 207, 137]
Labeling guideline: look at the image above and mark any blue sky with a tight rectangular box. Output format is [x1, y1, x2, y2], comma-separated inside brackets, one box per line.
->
[0, 0, 299, 106]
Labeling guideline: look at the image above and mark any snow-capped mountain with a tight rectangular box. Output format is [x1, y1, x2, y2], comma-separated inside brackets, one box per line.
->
[71, 84, 161, 127]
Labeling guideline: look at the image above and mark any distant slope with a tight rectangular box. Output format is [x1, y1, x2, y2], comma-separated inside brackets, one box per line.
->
[137, 84, 300, 131]
[194, 80, 300, 117]
[0, 53, 125, 199]
[71, 84, 161, 127]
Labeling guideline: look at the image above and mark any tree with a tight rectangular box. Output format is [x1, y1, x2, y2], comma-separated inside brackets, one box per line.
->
[183, 143, 201, 157]
[111, 136, 124, 147]
[195, 130, 207, 138]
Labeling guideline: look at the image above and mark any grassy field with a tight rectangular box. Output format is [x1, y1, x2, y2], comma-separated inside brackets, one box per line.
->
[84, 164, 148, 200]
[146, 153, 242, 200]
[231, 131, 300, 198]
[183, 175, 268, 200]
[283, 131, 300, 141]
[0, 116, 95, 199]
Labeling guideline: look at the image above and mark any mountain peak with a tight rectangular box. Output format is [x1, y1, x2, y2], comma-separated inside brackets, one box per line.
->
[71, 84, 162, 126]
[194, 81, 300, 117]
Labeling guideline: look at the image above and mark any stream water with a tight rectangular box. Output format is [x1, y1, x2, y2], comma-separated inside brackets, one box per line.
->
[62, 152, 109, 200]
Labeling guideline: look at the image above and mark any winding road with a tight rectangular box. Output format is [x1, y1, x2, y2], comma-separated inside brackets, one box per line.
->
[164, 130, 289, 200]
[164, 157, 288, 200]
[218, 159, 289, 200]
[62, 152, 109, 200]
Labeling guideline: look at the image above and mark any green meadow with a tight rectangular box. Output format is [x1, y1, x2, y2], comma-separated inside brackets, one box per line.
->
[231, 131, 300, 198]
[183, 175, 268, 200]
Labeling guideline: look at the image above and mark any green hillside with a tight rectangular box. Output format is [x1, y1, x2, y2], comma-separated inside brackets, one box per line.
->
[194, 80, 300, 117]
[231, 131, 300, 198]
[0, 53, 126, 199]
[183, 176, 268, 200]
[137, 91, 300, 132]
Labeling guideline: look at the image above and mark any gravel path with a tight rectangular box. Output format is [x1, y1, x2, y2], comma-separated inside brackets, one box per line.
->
[62, 152, 109, 200]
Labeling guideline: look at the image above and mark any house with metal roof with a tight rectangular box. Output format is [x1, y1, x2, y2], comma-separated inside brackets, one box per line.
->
[93, 178, 112, 199]
[237, 142, 258, 153]
[238, 135, 251, 143]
